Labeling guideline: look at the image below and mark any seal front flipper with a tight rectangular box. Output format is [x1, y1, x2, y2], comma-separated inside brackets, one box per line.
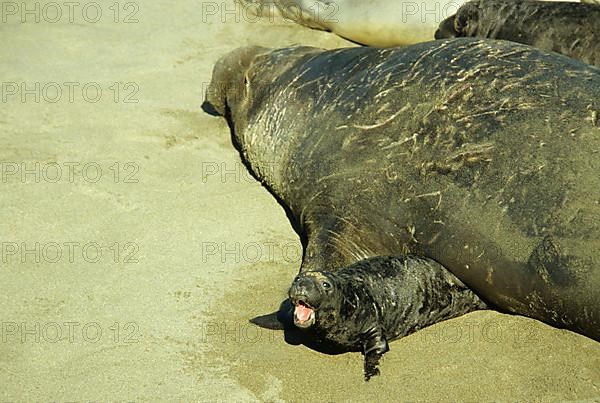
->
[363, 327, 389, 381]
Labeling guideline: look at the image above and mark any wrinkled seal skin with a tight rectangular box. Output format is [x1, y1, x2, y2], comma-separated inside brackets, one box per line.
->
[435, 0, 600, 67]
[204, 39, 600, 347]
[289, 256, 486, 380]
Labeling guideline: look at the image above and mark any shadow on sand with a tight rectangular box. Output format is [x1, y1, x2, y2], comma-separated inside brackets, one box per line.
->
[250, 298, 355, 355]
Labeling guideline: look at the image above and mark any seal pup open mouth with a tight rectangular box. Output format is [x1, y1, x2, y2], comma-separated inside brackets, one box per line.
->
[289, 272, 331, 329]
[292, 300, 315, 328]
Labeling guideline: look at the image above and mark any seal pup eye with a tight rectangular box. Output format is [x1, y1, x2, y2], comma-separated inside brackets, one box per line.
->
[322, 281, 331, 289]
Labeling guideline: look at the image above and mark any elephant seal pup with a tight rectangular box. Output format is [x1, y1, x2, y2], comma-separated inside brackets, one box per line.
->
[435, 0, 600, 66]
[204, 39, 600, 354]
[290, 256, 486, 380]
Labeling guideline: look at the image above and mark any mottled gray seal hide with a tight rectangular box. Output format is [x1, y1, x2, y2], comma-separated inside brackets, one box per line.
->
[435, 0, 600, 67]
[204, 39, 600, 368]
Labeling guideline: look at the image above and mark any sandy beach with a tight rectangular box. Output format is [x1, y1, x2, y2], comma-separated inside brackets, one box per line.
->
[0, 0, 598, 401]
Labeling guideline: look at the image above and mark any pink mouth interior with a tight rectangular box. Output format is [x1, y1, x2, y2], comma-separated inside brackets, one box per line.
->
[294, 303, 314, 323]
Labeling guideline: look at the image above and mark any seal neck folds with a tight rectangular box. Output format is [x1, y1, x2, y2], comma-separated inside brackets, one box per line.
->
[229, 47, 328, 198]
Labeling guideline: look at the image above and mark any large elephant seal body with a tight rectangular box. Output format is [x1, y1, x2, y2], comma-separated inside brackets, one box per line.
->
[236, 0, 583, 46]
[205, 39, 600, 351]
[289, 256, 486, 379]
[436, 0, 600, 66]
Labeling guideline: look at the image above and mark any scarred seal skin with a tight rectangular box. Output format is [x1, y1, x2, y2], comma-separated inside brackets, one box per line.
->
[289, 256, 486, 380]
[204, 38, 600, 376]
[435, 0, 600, 67]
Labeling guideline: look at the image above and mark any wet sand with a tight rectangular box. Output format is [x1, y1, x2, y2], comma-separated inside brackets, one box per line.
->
[0, 0, 598, 401]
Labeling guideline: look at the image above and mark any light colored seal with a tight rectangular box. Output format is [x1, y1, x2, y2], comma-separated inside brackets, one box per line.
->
[237, 0, 469, 46]
[236, 0, 582, 46]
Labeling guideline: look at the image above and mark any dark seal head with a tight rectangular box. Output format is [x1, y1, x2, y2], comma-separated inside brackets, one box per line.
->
[289, 256, 487, 381]
[203, 45, 325, 193]
[435, 0, 600, 66]
[435, 0, 479, 39]
[202, 46, 268, 118]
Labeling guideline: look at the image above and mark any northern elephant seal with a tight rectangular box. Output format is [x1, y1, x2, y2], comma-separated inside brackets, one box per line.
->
[435, 0, 600, 66]
[236, 0, 583, 46]
[290, 256, 486, 380]
[236, 0, 469, 46]
[203, 38, 600, 377]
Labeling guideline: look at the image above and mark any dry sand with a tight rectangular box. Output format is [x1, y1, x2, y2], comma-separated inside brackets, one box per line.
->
[0, 0, 598, 401]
